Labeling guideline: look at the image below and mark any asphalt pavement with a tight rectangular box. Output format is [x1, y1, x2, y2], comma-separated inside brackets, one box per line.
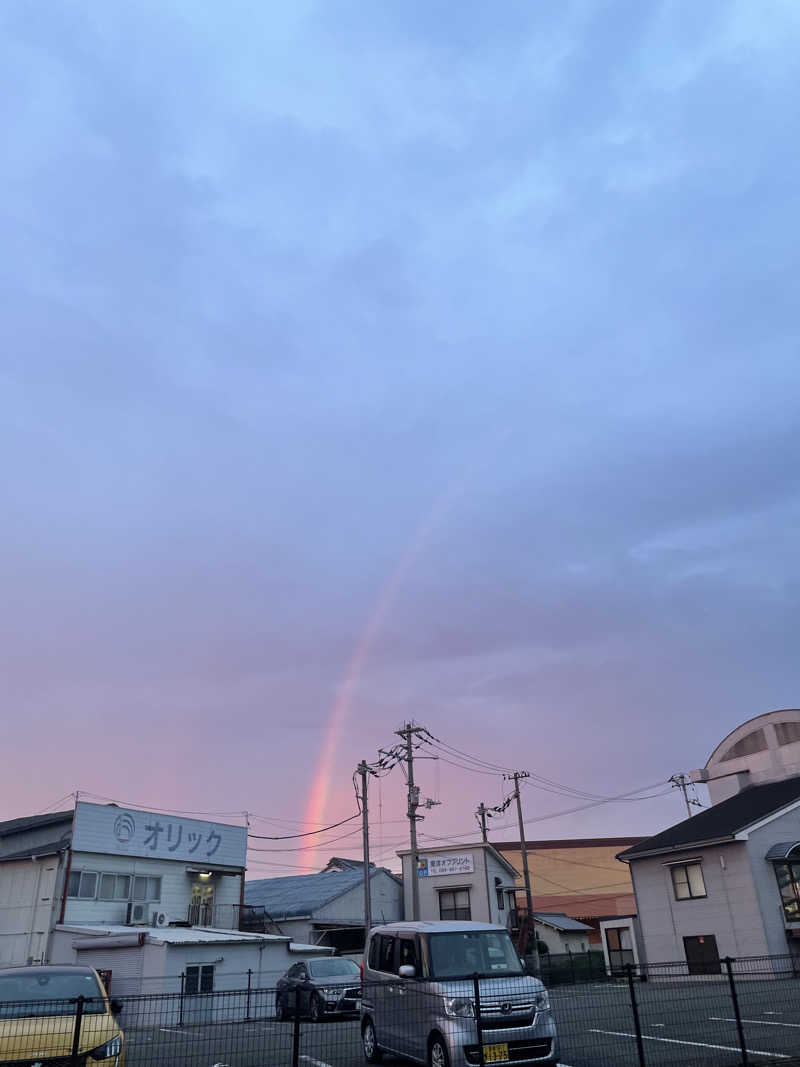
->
[122, 977, 800, 1067]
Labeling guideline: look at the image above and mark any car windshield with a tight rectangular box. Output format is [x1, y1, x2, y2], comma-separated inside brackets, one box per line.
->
[308, 959, 361, 978]
[429, 931, 524, 979]
[0, 971, 107, 1018]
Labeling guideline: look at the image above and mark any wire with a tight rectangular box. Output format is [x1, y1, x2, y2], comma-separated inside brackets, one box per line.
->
[247, 813, 360, 840]
[247, 827, 363, 853]
[77, 792, 247, 820]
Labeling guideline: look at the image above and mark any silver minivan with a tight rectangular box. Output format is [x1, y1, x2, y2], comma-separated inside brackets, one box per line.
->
[361, 921, 558, 1066]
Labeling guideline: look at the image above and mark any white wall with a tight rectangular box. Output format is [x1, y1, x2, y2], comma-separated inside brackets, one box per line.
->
[315, 871, 403, 927]
[630, 843, 769, 965]
[65, 851, 242, 928]
[0, 857, 62, 966]
[401, 847, 516, 924]
[536, 927, 590, 954]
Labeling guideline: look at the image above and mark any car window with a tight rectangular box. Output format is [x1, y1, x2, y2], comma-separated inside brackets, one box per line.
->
[367, 936, 379, 970]
[0, 971, 107, 1018]
[308, 959, 360, 978]
[378, 935, 396, 974]
[397, 937, 420, 974]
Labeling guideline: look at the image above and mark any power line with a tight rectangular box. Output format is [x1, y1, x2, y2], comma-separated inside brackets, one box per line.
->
[247, 813, 360, 840]
[247, 827, 363, 853]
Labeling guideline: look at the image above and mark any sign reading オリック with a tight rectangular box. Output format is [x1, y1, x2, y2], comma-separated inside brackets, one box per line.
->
[418, 854, 475, 878]
[72, 802, 247, 867]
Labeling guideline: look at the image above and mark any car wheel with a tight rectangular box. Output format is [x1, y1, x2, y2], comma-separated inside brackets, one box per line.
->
[362, 1017, 383, 1063]
[309, 993, 325, 1023]
[275, 995, 287, 1021]
[429, 1034, 450, 1067]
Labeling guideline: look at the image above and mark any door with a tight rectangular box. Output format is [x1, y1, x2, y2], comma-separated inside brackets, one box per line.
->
[683, 935, 721, 975]
[395, 935, 424, 1062]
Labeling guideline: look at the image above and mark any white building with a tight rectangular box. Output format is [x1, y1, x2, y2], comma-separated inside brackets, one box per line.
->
[0, 801, 331, 996]
[245, 857, 403, 952]
[531, 913, 593, 955]
[397, 843, 520, 927]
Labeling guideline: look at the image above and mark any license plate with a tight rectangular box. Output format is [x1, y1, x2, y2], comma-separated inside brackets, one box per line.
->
[483, 1043, 509, 1063]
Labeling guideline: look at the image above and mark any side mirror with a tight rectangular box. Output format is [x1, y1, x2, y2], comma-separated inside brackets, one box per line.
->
[398, 964, 416, 979]
[110, 999, 123, 1016]
[519, 957, 526, 970]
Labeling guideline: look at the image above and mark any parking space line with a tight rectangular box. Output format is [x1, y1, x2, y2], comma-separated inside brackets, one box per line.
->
[711, 1016, 800, 1029]
[299, 1056, 333, 1067]
[588, 1027, 790, 1058]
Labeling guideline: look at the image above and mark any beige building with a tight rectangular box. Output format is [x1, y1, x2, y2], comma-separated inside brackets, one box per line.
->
[492, 837, 643, 942]
[398, 843, 519, 926]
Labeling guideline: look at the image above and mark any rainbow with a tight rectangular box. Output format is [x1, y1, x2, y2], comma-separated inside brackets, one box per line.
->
[299, 464, 485, 869]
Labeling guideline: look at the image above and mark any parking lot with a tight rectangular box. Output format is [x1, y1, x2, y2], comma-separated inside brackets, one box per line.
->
[119, 976, 800, 1067]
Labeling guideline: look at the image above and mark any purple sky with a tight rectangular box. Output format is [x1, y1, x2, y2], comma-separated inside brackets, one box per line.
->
[2, 1, 799, 875]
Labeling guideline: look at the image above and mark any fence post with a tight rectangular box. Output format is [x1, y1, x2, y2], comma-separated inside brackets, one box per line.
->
[246, 968, 252, 1021]
[292, 985, 302, 1067]
[568, 948, 575, 984]
[723, 957, 748, 1066]
[625, 964, 646, 1067]
[178, 971, 185, 1028]
[70, 995, 84, 1067]
[473, 973, 486, 1067]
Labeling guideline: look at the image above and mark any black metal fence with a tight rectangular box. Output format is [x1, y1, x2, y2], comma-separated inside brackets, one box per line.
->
[5, 956, 800, 1066]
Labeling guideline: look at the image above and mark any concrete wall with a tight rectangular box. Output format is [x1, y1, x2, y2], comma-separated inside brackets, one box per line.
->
[629, 842, 769, 965]
[64, 851, 242, 928]
[401, 846, 514, 923]
[314, 870, 402, 928]
[0, 856, 63, 966]
[746, 808, 800, 958]
[536, 927, 591, 954]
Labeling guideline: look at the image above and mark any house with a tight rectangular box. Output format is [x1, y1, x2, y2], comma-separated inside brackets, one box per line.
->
[397, 843, 519, 927]
[531, 913, 593, 955]
[244, 861, 403, 952]
[492, 837, 644, 944]
[0, 800, 330, 995]
[619, 710, 800, 973]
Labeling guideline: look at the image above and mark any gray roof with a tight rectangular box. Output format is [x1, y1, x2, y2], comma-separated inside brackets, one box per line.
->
[0, 810, 73, 840]
[533, 912, 593, 933]
[0, 840, 67, 863]
[245, 866, 393, 920]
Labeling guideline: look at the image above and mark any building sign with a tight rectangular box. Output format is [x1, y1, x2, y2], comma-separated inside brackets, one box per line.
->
[418, 854, 474, 878]
[72, 802, 247, 868]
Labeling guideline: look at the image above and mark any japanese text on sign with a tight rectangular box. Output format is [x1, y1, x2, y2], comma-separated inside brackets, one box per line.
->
[418, 853, 475, 877]
[72, 802, 247, 867]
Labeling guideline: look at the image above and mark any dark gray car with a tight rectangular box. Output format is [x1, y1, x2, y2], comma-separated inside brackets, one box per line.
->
[276, 957, 362, 1022]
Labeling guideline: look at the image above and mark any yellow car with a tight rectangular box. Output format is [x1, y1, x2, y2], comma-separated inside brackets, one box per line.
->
[0, 964, 125, 1064]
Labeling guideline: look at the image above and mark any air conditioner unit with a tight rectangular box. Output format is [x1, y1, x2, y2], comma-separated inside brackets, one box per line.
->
[152, 911, 170, 928]
[126, 901, 149, 925]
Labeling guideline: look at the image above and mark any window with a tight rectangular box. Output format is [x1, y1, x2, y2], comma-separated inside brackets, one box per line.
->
[98, 874, 131, 901]
[720, 729, 767, 762]
[775, 863, 800, 922]
[438, 888, 471, 921]
[397, 937, 420, 974]
[67, 871, 98, 899]
[185, 965, 214, 994]
[133, 876, 161, 902]
[377, 935, 396, 974]
[69, 869, 155, 902]
[494, 877, 504, 910]
[776, 722, 800, 747]
[671, 863, 706, 900]
[368, 936, 379, 970]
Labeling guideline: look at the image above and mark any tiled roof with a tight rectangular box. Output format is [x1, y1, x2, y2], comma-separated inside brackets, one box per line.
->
[619, 776, 800, 860]
[0, 810, 73, 839]
[245, 867, 388, 919]
[533, 912, 593, 932]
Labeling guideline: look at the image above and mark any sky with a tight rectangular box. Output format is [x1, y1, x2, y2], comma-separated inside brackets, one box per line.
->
[1, 1, 799, 876]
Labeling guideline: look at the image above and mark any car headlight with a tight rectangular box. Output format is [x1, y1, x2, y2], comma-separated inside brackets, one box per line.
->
[532, 990, 550, 1012]
[321, 987, 341, 997]
[444, 996, 475, 1018]
[89, 1033, 123, 1059]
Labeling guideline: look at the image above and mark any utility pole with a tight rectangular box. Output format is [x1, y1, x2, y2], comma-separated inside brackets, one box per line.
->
[357, 760, 375, 937]
[504, 770, 539, 974]
[670, 773, 699, 818]
[476, 803, 488, 843]
[396, 722, 427, 921]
